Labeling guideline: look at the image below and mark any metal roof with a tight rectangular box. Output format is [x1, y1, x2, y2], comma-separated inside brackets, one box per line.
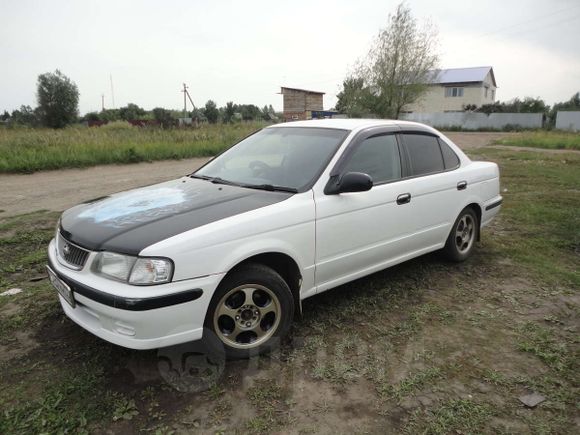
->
[428, 66, 496, 86]
[279, 86, 325, 95]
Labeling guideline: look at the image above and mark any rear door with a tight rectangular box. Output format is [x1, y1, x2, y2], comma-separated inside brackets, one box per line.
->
[397, 132, 464, 248]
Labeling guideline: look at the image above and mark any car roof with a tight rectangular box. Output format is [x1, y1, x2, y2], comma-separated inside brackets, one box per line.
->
[266, 118, 435, 133]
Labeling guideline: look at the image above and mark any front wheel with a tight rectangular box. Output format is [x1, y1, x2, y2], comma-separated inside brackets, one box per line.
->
[204, 263, 294, 359]
[444, 207, 479, 262]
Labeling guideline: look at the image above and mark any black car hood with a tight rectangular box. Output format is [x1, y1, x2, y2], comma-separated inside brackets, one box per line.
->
[60, 177, 293, 255]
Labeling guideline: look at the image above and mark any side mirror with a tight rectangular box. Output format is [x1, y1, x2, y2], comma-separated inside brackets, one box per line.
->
[325, 172, 373, 195]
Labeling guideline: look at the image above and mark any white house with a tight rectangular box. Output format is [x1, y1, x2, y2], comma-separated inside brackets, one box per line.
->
[405, 66, 497, 113]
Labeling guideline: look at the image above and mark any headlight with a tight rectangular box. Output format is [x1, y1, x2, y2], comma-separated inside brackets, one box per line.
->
[93, 252, 173, 285]
[94, 252, 137, 282]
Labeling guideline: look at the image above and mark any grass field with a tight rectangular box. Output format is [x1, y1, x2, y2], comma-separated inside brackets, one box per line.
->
[493, 131, 580, 150]
[1, 124, 578, 175]
[0, 148, 578, 434]
[0, 122, 265, 173]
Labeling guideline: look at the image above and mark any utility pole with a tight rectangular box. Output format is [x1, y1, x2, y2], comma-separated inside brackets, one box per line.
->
[101, 94, 105, 111]
[181, 83, 197, 118]
[182, 83, 188, 117]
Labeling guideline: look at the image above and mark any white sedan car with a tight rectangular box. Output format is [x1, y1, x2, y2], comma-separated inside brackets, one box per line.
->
[47, 119, 502, 358]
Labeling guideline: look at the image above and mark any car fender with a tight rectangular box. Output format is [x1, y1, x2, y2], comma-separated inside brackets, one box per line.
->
[217, 237, 306, 276]
[140, 192, 316, 284]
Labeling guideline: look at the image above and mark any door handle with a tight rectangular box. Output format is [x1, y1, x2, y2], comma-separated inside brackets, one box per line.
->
[396, 193, 411, 205]
[457, 181, 467, 191]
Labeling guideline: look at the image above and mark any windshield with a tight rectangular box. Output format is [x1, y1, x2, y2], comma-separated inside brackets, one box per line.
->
[194, 127, 348, 191]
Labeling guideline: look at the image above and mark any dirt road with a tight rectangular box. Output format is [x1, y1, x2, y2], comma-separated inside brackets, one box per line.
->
[0, 132, 564, 218]
[0, 157, 210, 217]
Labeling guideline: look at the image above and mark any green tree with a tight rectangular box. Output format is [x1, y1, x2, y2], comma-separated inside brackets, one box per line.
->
[265, 105, 278, 121]
[339, 3, 439, 119]
[189, 107, 203, 120]
[548, 92, 580, 126]
[223, 102, 236, 123]
[10, 105, 40, 126]
[152, 107, 175, 128]
[36, 70, 79, 128]
[204, 100, 219, 124]
[510, 97, 548, 113]
[119, 103, 146, 121]
[1, 110, 9, 121]
[480, 97, 549, 114]
[81, 112, 101, 122]
[261, 105, 273, 120]
[335, 77, 374, 117]
[550, 92, 580, 113]
[99, 109, 121, 122]
[238, 104, 261, 121]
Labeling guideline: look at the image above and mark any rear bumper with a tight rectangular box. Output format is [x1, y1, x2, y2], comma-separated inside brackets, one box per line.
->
[481, 195, 502, 227]
[47, 239, 224, 350]
[485, 197, 502, 211]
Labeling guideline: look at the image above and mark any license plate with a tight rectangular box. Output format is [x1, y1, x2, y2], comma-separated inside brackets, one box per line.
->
[47, 266, 75, 308]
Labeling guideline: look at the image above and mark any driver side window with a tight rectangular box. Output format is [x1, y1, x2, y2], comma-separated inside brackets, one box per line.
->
[342, 134, 401, 184]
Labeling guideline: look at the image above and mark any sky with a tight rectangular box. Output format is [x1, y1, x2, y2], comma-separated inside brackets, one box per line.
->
[1, 0, 579, 115]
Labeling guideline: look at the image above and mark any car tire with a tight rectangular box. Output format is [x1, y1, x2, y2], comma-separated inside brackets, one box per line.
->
[444, 207, 479, 262]
[203, 263, 294, 359]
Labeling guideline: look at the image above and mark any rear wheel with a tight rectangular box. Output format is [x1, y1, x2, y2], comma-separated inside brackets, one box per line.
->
[204, 263, 294, 359]
[444, 207, 478, 262]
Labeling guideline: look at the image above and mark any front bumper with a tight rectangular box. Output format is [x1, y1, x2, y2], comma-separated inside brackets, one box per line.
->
[47, 239, 224, 350]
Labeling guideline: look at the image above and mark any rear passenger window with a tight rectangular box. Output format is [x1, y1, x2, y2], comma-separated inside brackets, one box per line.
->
[403, 134, 444, 176]
[342, 134, 401, 184]
[439, 140, 460, 169]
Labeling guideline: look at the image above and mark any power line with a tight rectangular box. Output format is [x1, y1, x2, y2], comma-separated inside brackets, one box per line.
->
[470, 3, 580, 40]
[495, 12, 580, 39]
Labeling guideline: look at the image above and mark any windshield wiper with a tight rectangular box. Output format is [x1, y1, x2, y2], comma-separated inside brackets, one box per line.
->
[241, 183, 298, 193]
[190, 174, 296, 192]
[209, 177, 240, 186]
[189, 174, 212, 180]
[189, 174, 240, 186]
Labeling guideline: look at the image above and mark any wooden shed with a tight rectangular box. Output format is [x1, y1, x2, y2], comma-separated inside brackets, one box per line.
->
[279, 87, 324, 121]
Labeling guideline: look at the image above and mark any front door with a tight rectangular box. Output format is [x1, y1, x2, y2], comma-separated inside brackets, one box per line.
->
[313, 132, 418, 292]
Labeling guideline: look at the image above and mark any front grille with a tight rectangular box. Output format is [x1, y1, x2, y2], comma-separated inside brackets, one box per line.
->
[57, 232, 90, 270]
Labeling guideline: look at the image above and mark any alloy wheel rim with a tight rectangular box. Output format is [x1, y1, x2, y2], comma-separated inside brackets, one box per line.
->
[455, 214, 475, 253]
[213, 284, 281, 349]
